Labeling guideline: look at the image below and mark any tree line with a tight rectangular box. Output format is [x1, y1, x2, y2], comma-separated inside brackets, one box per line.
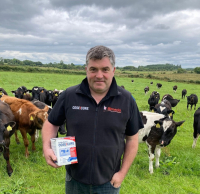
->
[0, 57, 199, 73]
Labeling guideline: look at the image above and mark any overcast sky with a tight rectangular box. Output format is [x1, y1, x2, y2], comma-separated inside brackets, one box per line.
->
[1, 0, 200, 68]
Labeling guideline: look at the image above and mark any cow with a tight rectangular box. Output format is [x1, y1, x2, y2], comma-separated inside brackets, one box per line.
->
[45, 90, 54, 106]
[187, 94, 198, 110]
[131, 80, 134, 83]
[31, 99, 52, 140]
[192, 107, 200, 148]
[182, 89, 187, 99]
[150, 82, 153, 85]
[139, 111, 185, 173]
[11, 86, 31, 101]
[157, 83, 162, 89]
[32, 99, 66, 137]
[0, 95, 49, 157]
[52, 89, 63, 108]
[0, 100, 16, 176]
[153, 100, 175, 119]
[148, 91, 160, 110]
[0, 88, 8, 98]
[144, 86, 149, 95]
[162, 94, 180, 107]
[173, 85, 177, 93]
[30, 86, 43, 101]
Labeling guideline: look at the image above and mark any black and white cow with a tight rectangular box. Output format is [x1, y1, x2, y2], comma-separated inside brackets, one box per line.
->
[148, 91, 160, 110]
[11, 86, 31, 101]
[182, 89, 187, 99]
[139, 111, 185, 173]
[144, 86, 149, 95]
[0, 101, 16, 176]
[173, 85, 177, 93]
[45, 90, 54, 106]
[157, 83, 162, 89]
[153, 100, 175, 119]
[162, 94, 180, 107]
[192, 107, 200, 148]
[187, 94, 198, 110]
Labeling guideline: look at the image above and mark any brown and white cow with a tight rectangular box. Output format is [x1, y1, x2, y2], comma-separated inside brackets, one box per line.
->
[0, 101, 16, 176]
[173, 85, 177, 93]
[139, 111, 184, 173]
[0, 95, 49, 157]
[144, 86, 149, 95]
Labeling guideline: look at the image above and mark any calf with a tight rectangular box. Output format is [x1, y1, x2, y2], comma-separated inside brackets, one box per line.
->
[192, 107, 200, 148]
[187, 94, 198, 110]
[162, 94, 180, 107]
[153, 100, 174, 119]
[150, 82, 153, 85]
[0, 95, 49, 157]
[11, 86, 31, 101]
[157, 83, 162, 89]
[0, 88, 8, 98]
[173, 85, 177, 93]
[144, 86, 149, 95]
[45, 90, 54, 106]
[148, 91, 160, 110]
[0, 101, 16, 176]
[182, 89, 187, 99]
[139, 111, 184, 173]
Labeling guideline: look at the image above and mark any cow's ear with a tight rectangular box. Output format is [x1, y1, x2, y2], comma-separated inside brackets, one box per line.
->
[27, 90, 32, 93]
[176, 120, 185, 127]
[43, 106, 49, 112]
[29, 113, 36, 121]
[5, 121, 16, 131]
[11, 91, 16, 95]
[154, 120, 163, 128]
[167, 110, 175, 116]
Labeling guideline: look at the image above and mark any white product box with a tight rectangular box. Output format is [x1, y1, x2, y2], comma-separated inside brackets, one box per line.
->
[50, 136, 78, 166]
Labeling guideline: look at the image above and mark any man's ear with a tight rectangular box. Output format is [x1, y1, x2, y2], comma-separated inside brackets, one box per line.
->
[113, 67, 116, 73]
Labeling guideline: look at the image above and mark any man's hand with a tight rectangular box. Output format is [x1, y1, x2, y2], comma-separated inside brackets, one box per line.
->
[43, 148, 61, 168]
[110, 171, 125, 188]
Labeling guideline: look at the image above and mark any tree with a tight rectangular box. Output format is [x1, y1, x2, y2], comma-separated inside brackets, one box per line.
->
[177, 68, 186, 73]
[194, 67, 200, 74]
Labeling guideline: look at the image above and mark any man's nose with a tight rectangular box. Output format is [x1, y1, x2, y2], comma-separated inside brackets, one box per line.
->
[96, 70, 103, 78]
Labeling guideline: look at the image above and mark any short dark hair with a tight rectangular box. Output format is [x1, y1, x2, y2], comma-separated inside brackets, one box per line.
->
[86, 45, 115, 67]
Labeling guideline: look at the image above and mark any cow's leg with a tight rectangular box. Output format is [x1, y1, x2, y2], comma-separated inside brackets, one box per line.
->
[15, 130, 20, 144]
[3, 147, 13, 176]
[191, 104, 193, 110]
[35, 129, 39, 141]
[30, 132, 36, 152]
[192, 134, 199, 148]
[20, 129, 29, 157]
[148, 144, 156, 174]
[155, 147, 161, 168]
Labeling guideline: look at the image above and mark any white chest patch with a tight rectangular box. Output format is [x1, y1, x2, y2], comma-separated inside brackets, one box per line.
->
[163, 120, 172, 132]
[17, 108, 22, 115]
[159, 107, 166, 112]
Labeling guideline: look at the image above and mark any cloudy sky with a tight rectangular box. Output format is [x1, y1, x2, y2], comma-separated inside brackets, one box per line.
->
[1, 0, 200, 68]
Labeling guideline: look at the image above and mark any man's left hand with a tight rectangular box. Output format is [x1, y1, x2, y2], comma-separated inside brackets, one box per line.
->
[110, 171, 125, 188]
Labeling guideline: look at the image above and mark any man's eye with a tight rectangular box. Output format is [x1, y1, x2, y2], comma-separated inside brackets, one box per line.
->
[90, 68, 96, 72]
[103, 68, 109, 72]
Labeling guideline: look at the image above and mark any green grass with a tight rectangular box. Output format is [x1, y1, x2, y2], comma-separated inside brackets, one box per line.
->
[0, 71, 200, 194]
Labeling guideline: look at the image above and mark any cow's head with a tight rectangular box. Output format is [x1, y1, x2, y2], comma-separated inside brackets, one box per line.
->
[46, 90, 54, 102]
[155, 118, 185, 147]
[31, 87, 41, 100]
[29, 107, 49, 129]
[0, 121, 16, 147]
[11, 86, 29, 99]
[153, 107, 175, 119]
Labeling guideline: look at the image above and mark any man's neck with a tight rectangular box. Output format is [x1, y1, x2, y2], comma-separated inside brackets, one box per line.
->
[90, 90, 108, 104]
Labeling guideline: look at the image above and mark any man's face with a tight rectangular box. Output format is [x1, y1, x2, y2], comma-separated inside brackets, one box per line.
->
[86, 57, 115, 95]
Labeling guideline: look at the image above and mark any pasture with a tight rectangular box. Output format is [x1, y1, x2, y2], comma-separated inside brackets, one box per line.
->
[0, 71, 200, 194]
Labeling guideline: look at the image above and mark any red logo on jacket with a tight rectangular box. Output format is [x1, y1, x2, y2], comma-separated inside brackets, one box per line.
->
[104, 106, 121, 113]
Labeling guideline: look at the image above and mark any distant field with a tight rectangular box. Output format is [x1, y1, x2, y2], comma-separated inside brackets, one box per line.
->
[0, 71, 200, 194]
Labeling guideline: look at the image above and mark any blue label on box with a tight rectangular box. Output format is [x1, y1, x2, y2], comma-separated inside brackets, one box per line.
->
[59, 148, 70, 157]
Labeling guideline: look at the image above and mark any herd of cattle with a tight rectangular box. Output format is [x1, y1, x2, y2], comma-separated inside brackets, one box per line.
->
[0, 82, 199, 176]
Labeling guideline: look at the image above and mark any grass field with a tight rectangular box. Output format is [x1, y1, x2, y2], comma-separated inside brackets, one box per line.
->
[0, 71, 200, 194]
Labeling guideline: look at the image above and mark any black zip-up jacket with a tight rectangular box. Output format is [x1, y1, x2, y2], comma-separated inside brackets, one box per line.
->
[48, 77, 143, 185]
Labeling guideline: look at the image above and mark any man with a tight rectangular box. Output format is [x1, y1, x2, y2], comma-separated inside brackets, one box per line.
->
[42, 45, 143, 194]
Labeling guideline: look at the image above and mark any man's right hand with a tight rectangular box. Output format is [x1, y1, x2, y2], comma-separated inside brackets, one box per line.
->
[43, 148, 61, 168]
